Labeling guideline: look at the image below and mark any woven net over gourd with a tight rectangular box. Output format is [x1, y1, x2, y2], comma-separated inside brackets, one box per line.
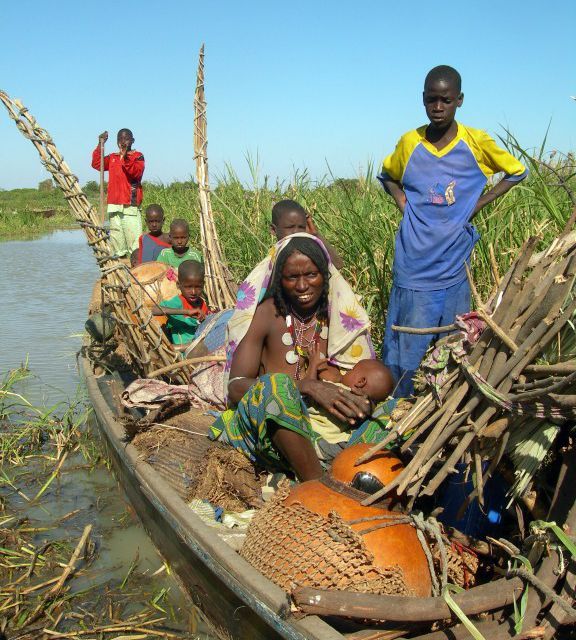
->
[239, 485, 410, 596]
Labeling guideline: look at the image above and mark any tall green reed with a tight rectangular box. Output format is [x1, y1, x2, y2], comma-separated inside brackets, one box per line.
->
[143, 143, 574, 347]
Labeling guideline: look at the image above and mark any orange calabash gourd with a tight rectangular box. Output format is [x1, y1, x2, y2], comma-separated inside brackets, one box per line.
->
[284, 444, 433, 597]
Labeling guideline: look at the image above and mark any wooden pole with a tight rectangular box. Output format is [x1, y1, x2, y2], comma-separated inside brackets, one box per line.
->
[292, 577, 523, 622]
[99, 138, 105, 226]
[194, 44, 237, 309]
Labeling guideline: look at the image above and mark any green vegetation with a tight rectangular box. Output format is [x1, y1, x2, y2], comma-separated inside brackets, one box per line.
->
[0, 366, 198, 638]
[0, 181, 100, 238]
[143, 146, 575, 344]
[0, 186, 75, 238]
[1, 142, 574, 343]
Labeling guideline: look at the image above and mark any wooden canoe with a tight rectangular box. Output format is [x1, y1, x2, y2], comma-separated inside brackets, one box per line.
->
[80, 355, 350, 640]
[81, 354, 562, 639]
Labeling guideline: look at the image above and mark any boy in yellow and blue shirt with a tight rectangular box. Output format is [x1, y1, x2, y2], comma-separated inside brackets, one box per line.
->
[379, 65, 527, 397]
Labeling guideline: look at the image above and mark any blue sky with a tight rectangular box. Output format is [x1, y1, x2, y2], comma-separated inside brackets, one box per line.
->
[0, 0, 574, 189]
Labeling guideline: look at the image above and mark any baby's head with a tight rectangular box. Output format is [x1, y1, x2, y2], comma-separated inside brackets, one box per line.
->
[341, 359, 394, 403]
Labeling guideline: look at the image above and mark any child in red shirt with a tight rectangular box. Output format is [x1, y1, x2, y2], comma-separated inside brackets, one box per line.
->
[91, 129, 145, 259]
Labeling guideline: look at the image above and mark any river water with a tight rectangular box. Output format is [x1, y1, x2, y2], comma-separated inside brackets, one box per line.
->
[0, 229, 212, 637]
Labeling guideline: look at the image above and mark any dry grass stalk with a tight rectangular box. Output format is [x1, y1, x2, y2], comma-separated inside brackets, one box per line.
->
[194, 44, 237, 310]
[0, 90, 191, 383]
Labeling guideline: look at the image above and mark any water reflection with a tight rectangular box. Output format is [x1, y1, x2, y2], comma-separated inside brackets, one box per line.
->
[0, 229, 98, 403]
[0, 228, 213, 638]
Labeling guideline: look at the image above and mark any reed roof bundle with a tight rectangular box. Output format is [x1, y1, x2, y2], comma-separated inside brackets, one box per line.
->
[194, 44, 237, 310]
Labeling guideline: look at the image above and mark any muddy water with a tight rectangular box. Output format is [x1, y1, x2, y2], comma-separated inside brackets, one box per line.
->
[0, 229, 213, 637]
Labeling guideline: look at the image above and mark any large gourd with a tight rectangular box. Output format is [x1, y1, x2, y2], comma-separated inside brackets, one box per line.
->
[283, 444, 433, 597]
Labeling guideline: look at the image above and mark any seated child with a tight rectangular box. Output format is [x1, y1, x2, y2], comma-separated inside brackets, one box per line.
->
[153, 260, 210, 351]
[136, 204, 171, 265]
[303, 343, 394, 457]
[157, 219, 203, 269]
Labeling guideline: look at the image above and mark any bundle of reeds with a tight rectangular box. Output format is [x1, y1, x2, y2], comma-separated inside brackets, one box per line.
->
[359, 224, 576, 510]
[194, 44, 237, 310]
[0, 90, 191, 383]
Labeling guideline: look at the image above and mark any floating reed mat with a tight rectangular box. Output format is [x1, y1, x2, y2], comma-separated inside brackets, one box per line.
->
[0, 90, 190, 383]
[359, 230, 576, 508]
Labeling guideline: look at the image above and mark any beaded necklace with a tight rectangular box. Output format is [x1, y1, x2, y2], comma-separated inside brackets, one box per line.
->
[282, 309, 328, 379]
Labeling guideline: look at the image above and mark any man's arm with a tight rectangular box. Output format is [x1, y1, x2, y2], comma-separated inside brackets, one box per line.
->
[472, 131, 528, 220]
[152, 305, 202, 318]
[377, 174, 406, 214]
[470, 177, 523, 220]
[122, 152, 145, 181]
[91, 132, 109, 171]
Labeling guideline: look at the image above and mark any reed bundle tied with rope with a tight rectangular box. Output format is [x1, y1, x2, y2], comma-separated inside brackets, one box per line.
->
[359, 224, 576, 509]
[194, 44, 236, 310]
[0, 90, 191, 383]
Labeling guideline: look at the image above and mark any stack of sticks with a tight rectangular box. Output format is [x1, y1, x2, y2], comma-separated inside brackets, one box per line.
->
[0, 90, 192, 384]
[359, 225, 576, 509]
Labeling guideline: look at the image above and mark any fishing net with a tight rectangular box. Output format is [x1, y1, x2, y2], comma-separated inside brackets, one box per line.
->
[240, 485, 410, 596]
[432, 541, 479, 589]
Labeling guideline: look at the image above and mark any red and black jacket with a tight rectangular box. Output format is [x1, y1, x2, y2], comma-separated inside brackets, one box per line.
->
[92, 148, 145, 206]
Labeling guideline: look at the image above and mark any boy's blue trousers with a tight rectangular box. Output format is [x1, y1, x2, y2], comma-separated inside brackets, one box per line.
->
[382, 279, 470, 398]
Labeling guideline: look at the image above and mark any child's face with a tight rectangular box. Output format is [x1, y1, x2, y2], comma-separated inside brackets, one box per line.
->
[272, 211, 307, 240]
[170, 227, 189, 253]
[146, 211, 164, 235]
[117, 131, 134, 149]
[178, 274, 203, 303]
[423, 79, 463, 130]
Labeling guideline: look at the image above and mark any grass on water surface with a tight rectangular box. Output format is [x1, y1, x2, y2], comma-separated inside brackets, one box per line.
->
[0, 366, 203, 639]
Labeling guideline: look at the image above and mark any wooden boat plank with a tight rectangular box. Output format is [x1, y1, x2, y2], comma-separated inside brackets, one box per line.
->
[82, 356, 344, 640]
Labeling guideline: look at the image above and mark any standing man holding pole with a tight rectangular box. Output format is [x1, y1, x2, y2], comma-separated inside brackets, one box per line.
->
[91, 129, 145, 260]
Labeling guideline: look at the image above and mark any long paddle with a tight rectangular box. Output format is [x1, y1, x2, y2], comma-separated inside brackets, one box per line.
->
[99, 137, 105, 226]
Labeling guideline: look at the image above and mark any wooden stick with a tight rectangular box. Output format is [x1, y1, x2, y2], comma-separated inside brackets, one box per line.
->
[521, 445, 576, 630]
[194, 44, 236, 310]
[292, 577, 523, 622]
[524, 361, 576, 375]
[23, 524, 92, 627]
[146, 354, 227, 378]
[391, 324, 456, 335]
[99, 137, 105, 226]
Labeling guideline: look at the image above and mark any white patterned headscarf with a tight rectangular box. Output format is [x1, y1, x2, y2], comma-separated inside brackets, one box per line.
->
[224, 233, 375, 386]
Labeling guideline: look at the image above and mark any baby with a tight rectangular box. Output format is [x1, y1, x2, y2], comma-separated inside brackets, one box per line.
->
[302, 343, 395, 459]
[305, 342, 394, 404]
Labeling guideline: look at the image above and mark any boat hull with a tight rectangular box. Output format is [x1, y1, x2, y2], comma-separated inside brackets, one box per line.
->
[81, 356, 341, 640]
